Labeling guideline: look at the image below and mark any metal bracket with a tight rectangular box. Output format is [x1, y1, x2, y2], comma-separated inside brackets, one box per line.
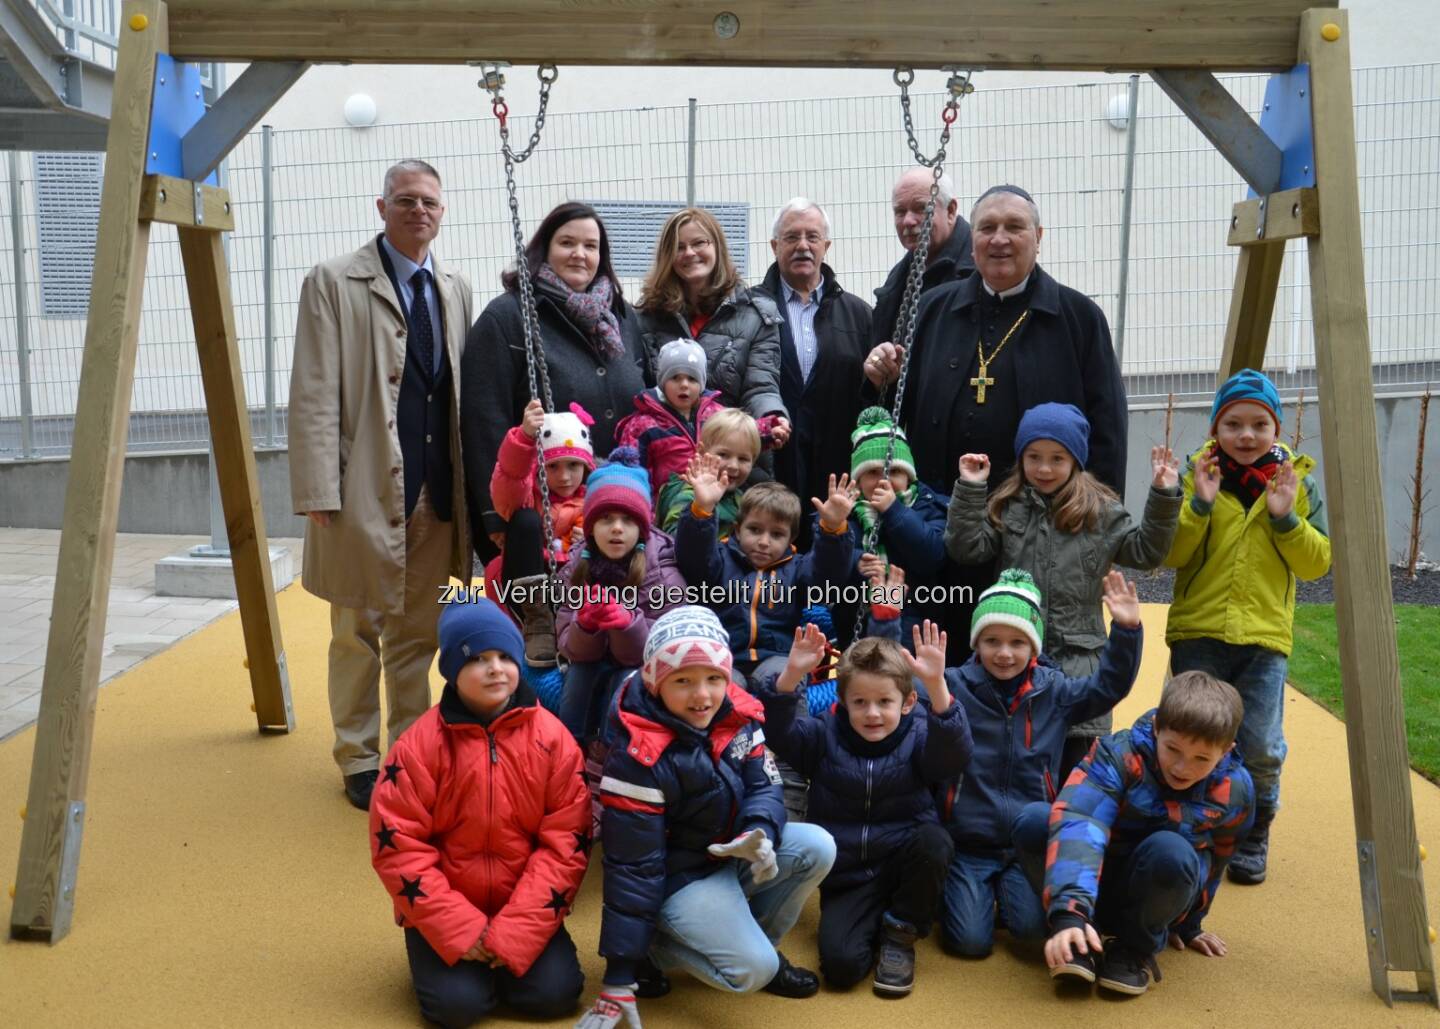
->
[1359, 840, 1440, 1007]
[193, 182, 204, 226]
[258, 650, 298, 735]
[50, 801, 86, 942]
[1151, 68, 1282, 196]
[180, 61, 310, 182]
[1254, 197, 1267, 240]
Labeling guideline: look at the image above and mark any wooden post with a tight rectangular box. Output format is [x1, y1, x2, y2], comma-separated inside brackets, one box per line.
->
[10, 0, 167, 943]
[1299, 7, 1437, 1006]
[176, 225, 295, 732]
[1218, 239, 1285, 380]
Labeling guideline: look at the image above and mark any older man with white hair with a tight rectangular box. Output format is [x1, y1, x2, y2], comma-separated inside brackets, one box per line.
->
[870, 167, 975, 349]
[756, 197, 874, 516]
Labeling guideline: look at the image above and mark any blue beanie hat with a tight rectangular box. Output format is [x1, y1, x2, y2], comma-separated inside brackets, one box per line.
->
[1014, 402, 1090, 470]
[1211, 368, 1281, 431]
[583, 446, 653, 539]
[438, 597, 525, 683]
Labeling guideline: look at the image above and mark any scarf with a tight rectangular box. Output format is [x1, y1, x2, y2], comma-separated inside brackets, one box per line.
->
[534, 262, 626, 360]
[581, 550, 633, 589]
[1216, 443, 1285, 509]
[853, 482, 920, 558]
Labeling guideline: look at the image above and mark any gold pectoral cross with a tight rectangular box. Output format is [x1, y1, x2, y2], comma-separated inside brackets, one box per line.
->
[971, 364, 995, 404]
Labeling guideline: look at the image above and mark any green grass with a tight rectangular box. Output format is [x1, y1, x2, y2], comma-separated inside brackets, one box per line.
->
[1287, 604, 1440, 784]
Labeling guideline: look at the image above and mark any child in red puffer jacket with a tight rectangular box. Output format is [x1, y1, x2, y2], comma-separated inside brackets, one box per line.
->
[370, 598, 590, 1026]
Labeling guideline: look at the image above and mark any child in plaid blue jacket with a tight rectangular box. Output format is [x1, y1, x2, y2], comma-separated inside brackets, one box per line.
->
[1014, 670, 1254, 997]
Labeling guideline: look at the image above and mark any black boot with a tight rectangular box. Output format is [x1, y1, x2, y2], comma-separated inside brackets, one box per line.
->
[873, 913, 918, 997]
[509, 574, 557, 667]
[762, 951, 819, 998]
[635, 955, 671, 999]
[1227, 806, 1275, 885]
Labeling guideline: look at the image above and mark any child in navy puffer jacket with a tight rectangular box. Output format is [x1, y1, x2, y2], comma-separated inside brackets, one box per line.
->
[758, 620, 971, 997]
[577, 607, 837, 1027]
[937, 567, 1142, 960]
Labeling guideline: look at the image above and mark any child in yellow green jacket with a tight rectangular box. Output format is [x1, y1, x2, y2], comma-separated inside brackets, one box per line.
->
[1165, 369, 1330, 887]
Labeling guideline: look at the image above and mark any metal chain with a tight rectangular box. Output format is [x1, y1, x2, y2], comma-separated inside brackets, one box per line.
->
[481, 63, 562, 576]
[853, 68, 973, 643]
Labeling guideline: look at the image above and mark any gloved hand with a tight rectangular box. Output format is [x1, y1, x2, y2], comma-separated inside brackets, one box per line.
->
[576, 597, 619, 632]
[707, 828, 778, 884]
[574, 986, 642, 1029]
[594, 603, 635, 632]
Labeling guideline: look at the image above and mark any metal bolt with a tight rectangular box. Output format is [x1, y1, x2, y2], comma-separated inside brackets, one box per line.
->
[1230, 215, 1238, 230]
[1292, 203, 1300, 218]
[713, 11, 740, 39]
[63, 887, 73, 901]
[158, 189, 166, 203]
[73, 809, 81, 823]
[1299, 88, 1306, 97]
[159, 76, 165, 86]
[1303, 165, 1310, 175]
[150, 152, 157, 160]
[195, 90, 201, 99]
[1264, 102, 1270, 111]
[224, 202, 231, 214]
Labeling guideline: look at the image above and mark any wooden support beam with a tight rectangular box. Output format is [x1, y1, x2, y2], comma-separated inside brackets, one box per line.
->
[1228, 187, 1320, 246]
[139, 174, 234, 230]
[163, 0, 1332, 70]
[10, 0, 166, 944]
[176, 227, 295, 733]
[1218, 240, 1286, 380]
[1152, 68, 1284, 195]
[1299, 7, 1438, 1006]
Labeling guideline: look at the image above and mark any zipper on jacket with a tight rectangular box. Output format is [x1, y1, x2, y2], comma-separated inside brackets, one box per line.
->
[488, 732, 499, 764]
[747, 570, 763, 659]
[862, 758, 874, 863]
[483, 728, 497, 911]
[1044, 766, 1057, 802]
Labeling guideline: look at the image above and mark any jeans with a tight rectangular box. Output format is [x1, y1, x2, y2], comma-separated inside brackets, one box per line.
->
[404, 925, 583, 1027]
[558, 659, 630, 742]
[1169, 637, 1288, 809]
[941, 815, 1047, 957]
[818, 823, 954, 987]
[650, 822, 837, 992]
[1012, 800, 1204, 957]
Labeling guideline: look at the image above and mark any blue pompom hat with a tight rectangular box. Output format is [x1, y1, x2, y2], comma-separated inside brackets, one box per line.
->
[583, 445, 653, 540]
[438, 597, 525, 683]
[1013, 402, 1090, 470]
[1210, 368, 1281, 432]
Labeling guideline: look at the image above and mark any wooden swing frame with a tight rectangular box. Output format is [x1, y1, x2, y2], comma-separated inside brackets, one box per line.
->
[8, 0, 1434, 1008]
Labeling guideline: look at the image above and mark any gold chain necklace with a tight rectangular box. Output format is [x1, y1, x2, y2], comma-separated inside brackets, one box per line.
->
[971, 310, 1029, 404]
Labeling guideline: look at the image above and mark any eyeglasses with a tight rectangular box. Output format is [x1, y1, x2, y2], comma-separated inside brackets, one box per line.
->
[676, 238, 712, 255]
[388, 195, 443, 212]
[780, 231, 826, 246]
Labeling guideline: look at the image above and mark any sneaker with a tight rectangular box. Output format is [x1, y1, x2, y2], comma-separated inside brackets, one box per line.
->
[1227, 808, 1274, 885]
[873, 914, 918, 997]
[1048, 948, 1097, 984]
[343, 769, 378, 811]
[635, 956, 671, 999]
[1096, 945, 1161, 996]
[762, 952, 820, 998]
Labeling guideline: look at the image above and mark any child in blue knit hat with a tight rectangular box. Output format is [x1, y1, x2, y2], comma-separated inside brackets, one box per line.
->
[370, 598, 590, 1026]
[945, 401, 1183, 780]
[1163, 368, 1331, 885]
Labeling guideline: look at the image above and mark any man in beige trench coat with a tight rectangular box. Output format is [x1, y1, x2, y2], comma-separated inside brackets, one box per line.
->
[289, 159, 472, 810]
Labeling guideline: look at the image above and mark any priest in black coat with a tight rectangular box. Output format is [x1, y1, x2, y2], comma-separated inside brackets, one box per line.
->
[863, 184, 1128, 656]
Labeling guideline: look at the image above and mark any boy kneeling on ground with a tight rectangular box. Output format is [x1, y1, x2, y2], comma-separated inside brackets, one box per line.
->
[1016, 670, 1254, 996]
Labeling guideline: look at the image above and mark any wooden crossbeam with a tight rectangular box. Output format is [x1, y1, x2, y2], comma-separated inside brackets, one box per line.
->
[162, 0, 1334, 70]
[1228, 187, 1320, 246]
[139, 174, 234, 230]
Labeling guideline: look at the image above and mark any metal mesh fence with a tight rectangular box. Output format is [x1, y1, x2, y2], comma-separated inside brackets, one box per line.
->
[1, 63, 1437, 458]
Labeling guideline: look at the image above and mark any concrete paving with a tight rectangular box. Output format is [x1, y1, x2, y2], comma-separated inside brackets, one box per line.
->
[0, 527, 302, 741]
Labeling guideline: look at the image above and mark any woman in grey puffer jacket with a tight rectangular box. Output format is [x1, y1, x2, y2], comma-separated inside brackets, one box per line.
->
[635, 207, 789, 430]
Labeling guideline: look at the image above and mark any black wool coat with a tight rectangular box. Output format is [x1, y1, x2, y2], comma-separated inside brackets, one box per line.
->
[755, 262, 874, 504]
[870, 219, 976, 348]
[461, 284, 649, 552]
[897, 264, 1128, 499]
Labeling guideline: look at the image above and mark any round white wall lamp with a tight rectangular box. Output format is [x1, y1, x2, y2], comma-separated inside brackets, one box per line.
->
[344, 93, 378, 128]
[1105, 93, 1131, 131]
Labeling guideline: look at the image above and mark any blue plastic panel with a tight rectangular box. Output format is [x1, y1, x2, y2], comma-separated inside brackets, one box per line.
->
[1250, 63, 1316, 197]
[145, 54, 217, 185]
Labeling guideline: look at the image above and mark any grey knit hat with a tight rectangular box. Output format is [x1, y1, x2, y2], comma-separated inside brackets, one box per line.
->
[656, 338, 707, 391]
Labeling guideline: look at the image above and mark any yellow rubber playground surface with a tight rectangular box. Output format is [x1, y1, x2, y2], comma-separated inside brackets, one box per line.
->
[3, 589, 1439, 1027]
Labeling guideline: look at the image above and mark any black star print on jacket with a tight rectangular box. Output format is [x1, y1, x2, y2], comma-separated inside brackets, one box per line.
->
[398, 876, 426, 907]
